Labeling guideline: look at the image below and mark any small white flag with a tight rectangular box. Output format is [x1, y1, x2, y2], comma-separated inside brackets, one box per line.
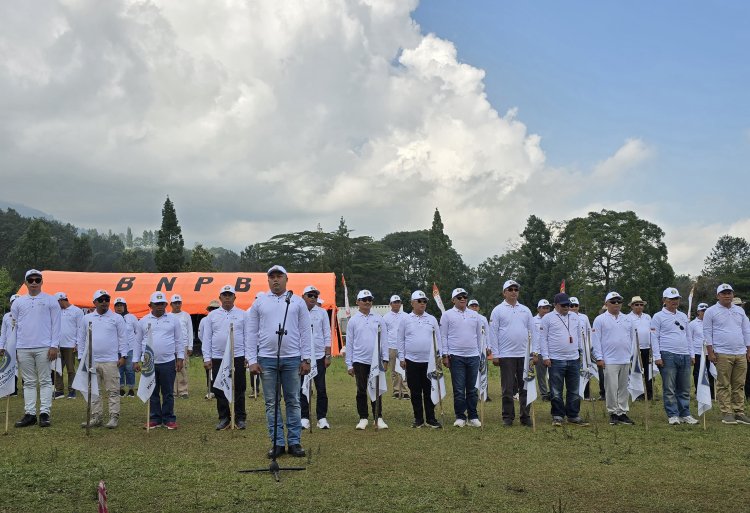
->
[50, 355, 62, 375]
[709, 361, 717, 379]
[367, 330, 387, 402]
[137, 325, 156, 403]
[578, 329, 594, 399]
[523, 343, 538, 406]
[215, 331, 234, 402]
[627, 337, 645, 401]
[302, 325, 318, 402]
[475, 327, 489, 401]
[72, 349, 99, 400]
[427, 337, 446, 406]
[432, 284, 446, 314]
[0, 321, 17, 398]
[697, 344, 713, 417]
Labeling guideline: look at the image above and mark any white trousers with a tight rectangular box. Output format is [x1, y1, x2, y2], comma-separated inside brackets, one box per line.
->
[603, 363, 630, 415]
[17, 348, 53, 415]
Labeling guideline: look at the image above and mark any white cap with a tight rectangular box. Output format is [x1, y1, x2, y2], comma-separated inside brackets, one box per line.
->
[605, 291, 623, 302]
[537, 299, 551, 308]
[267, 265, 287, 275]
[219, 284, 236, 295]
[92, 289, 109, 301]
[357, 290, 374, 300]
[114, 297, 127, 305]
[9, 294, 19, 303]
[150, 291, 168, 304]
[569, 296, 580, 305]
[717, 283, 733, 294]
[317, 297, 324, 305]
[25, 269, 42, 279]
[55, 292, 68, 300]
[389, 295, 401, 303]
[662, 287, 681, 299]
[468, 299, 479, 307]
[303, 285, 319, 295]
[411, 290, 428, 301]
[503, 280, 520, 291]
[697, 303, 709, 311]
[170, 294, 183, 303]
[451, 288, 468, 299]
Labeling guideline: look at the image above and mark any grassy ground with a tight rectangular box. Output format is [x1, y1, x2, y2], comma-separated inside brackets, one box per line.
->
[1, 358, 749, 513]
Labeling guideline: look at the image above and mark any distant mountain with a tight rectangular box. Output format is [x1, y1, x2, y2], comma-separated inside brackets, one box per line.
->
[0, 200, 53, 220]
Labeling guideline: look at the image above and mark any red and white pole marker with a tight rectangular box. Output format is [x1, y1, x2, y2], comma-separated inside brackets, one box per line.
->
[97, 480, 109, 513]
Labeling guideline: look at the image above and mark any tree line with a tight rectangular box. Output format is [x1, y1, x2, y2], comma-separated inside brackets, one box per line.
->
[0, 197, 746, 318]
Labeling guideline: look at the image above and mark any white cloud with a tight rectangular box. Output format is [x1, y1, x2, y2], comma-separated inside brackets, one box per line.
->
[592, 138, 654, 179]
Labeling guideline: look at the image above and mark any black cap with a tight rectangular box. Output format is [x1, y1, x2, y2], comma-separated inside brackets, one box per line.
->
[554, 292, 570, 305]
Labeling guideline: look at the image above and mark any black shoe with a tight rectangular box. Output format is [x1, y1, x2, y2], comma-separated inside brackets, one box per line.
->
[520, 420, 533, 428]
[541, 396, 550, 402]
[485, 396, 492, 402]
[215, 418, 231, 430]
[402, 393, 410, 399]
[618, 414, 635, 425]
[502, 420, 513, 427]
[39, 413, 51, 428]
[288, 444, 306, 457]
[15, 414, 37, 428]
[53, 391, 65, 400]
[127, 389, 135, 398]
[237, 420, 247, 430]
[119, 388, 126, 397]
[426, 419, 442, 429]
[411, 420, 425, 428]
[267, 446, 285, 459]
[609, 414, 619, 425]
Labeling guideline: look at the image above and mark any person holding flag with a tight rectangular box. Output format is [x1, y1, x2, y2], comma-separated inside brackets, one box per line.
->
[592, 292, 635, 426]
[344, 289, 388, 430]
[690, 303, 714, 399]
[203, 285, 249, 430]
[383, 295, 408, 400]
[440, 287, 483, 427]
[398, 290, 442, 428]
[300, 285, 332, 430]
[489, 280, 537, 427]
[0, 295, 20, 397]
[134, 292, 185, 429]
[113, 297, 141, 399]
[170, 294, 194, 399]
[76, 290, 128, 429]
[54, 292, 82, 400]
[627, 296, 653, 401]
[571, 297, 602, 402]
[533, 299, 552, 401]
[198, 300, 220, 399]
[10, 270, 61, 428]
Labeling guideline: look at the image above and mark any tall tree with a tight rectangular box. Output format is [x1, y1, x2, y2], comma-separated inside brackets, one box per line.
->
[8, 219, 59, 281]
[702, 235, 750, 278]
[427, 208, 470, 314]
[381, 230, 430, 292]
[187, 244, 215, 272]
[125, 227, 134, 248]
[239, 243, 265, 271]
[472, 250, 524, 310]
[68, 234, 93, 271]
[155, 197, 185, 272]
[516, 215, 557, 306]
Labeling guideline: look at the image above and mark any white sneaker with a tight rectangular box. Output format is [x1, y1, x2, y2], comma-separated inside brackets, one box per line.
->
[317, 418, 330, 429]
[513, 393, 519, 401]
[667, 416, 681, 425]
[453, 419, 466, 427]
[679, 415, 699, 425]
[355, 418, 368, 430]
[467, 418, 482, 428]
[376, 418, 388, 429]
[300, 418, 311, 429]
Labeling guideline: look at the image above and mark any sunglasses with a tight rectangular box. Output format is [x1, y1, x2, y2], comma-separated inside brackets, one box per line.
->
[26, 277, 42, 284]
[96, 297, 111, 303]
[455, 295, 468, 300]
[632, 303, 644, 307]
[506, 287, 519, 292]
[608, 300, 622, 305]
[674, 321, 684, 330]
[570, 304, 579, 308]
[359, 297, 373, 302]
[559, 304, 571, 308]
[305, 293, 319, 298]
[415, 299, 428, 304]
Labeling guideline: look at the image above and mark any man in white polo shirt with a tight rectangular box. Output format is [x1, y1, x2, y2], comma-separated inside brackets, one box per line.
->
[299, 285, 332, 430]
[55, 292, 83, 399]
[627, 296, 653, 401]
[171, 294, 194, 399]
[383, 295, 408, 399]
[704, 283, 750, 425]
[533, 299, 552, 401]
[9, 269, 61, 428]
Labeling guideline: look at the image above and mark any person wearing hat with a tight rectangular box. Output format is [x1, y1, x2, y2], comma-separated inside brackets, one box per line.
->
[113, 297, 141, 398]
[533, 299, 552, 401]
[690, 303, 714, 400]
[397, 290, 442, 428]
[0, 294, 21, 397]
[440, 287, 484, 427]
[571, 297, 603, 402]
[170, 294, 194, 399]
[650, 287, 698, 425]
[54, 292, 83, 399]
[592, 292, 635, 425]
[383, 294, 408, 400]
[703, 283, 750, 425]
[247, 266, 312, 458]
[203, 285, 250, 430]
[77, 290, 129, 429]
[7, 270, 61, 428]
[134, 291, 186, 429]
[198, 300, 220, 399]
[627, 296, 653, 401]
[539, 293, 587, 426]
[344, 289, 389, 430]
[489, 280, 536, 427]
[299, 285, 332, 430]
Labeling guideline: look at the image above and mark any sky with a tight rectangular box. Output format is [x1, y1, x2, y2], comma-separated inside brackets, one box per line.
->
[1, 0, 748, 276]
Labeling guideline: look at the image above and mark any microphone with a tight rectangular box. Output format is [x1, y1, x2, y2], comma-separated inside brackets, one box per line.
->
[285, 290, 294, 303]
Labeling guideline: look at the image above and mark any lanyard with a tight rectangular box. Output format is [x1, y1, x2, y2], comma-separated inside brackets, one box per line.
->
[556, 313, 573, 343]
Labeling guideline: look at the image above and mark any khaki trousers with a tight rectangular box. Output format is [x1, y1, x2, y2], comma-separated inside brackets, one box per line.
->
[603, 363, 630, 415]
[92, 361, 121, 417]
[715, 353, 748, 414]
[389, 348, 407, 396]
[175, 356, 189, 396]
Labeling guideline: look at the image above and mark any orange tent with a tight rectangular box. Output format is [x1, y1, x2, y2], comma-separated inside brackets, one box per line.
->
[19, 271, 342, 354]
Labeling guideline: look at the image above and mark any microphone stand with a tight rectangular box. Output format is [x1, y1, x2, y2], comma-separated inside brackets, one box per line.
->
[240, 290, 306, 482]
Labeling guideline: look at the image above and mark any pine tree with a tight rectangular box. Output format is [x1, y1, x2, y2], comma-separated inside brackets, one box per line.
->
[8, 219, 59, 282]
[154, 197, 185, 272]
[187, 244, 215, 272]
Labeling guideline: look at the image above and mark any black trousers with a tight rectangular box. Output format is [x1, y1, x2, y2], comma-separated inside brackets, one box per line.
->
[353, 362, 382, 420]
[405, 360, 436, 423]
[300, 357, 328, 420]
[640, 348, 654, 399]
[499, 357, 529, 422]
[693, 353, 715, 399]
[211, 357, 247, 421]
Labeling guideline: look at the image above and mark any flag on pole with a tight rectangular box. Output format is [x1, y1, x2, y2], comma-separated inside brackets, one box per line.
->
[342, 274, 351, 318]
[578, 328, 594, 398]
[475, 327, 489, 401]
[394, 355, 406, 380]
[523, 335, 538, 406]
[0, 320, 17, 398]
[428, 333, 446, 405]
[72, 348, 99, 399]
[302, 325, 318, 402]
[214, 331, 234, 402]
[697, 344, 713, 417]
[559, 280, 566, 293]
[627, 335, 645, 401]
[432, 284, 446, 314]
[367, 330, 387, 401]
[137, 324, 156, 403]
[709, 361, 717, 379]
[687, 284, 695, 321]
[50, 355, 62, 375]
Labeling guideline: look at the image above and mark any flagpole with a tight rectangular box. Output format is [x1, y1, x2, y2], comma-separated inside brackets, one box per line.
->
[702, 343, 708, 431]
[4, 395, 9, 435]
[86, 322, 93, 437]
[230, 323, 235, 431]
[584, 328, 599, 427]
[479, 326, 486, 431]
[635, 331, 648, 431]
[528, 332, 537, 433]
[308, 323, 314, 434]
[146, 323, 151, 434]
[432, 329, 445, 430]
[375, 326, 382, 431]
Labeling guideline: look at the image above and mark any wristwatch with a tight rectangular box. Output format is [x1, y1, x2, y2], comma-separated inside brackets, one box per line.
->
[302, 359, 311, 364]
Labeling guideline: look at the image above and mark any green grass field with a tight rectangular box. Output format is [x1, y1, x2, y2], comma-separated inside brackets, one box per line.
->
[1, 358, 749, 513]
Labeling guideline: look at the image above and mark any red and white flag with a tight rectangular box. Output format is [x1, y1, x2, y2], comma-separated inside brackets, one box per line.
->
[342, 274, 351, 318]
[432, 284, 446, 314]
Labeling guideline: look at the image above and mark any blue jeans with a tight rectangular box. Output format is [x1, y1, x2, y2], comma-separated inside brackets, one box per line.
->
[150, 360, 176, 424]
[659, 351, 692, 418]
[259, 356, 302, 447]
[449, 355, 479, 421]
[119, 350, 135, 388]
[548, 359, 581, 419]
